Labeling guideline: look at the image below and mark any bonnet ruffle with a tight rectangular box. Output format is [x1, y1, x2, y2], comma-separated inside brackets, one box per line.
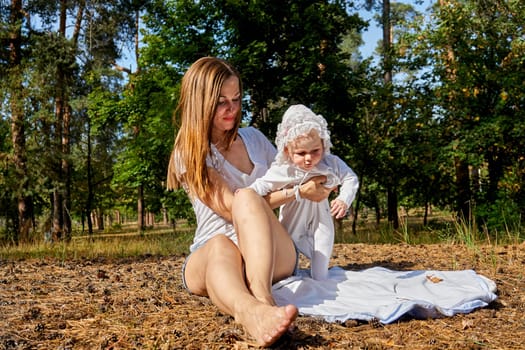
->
[274, 104, 332, 165]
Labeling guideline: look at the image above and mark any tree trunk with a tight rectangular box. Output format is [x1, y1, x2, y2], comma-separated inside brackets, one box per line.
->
[351, 192, 360, 236]
[137, 185, 145, 233]
[387, 186, 399, 229]
[454, 156, 471, 221]
[52, 190, 63, 241]
[53, 93, 64, 241]
[438, 0, 469, 222]
[162, 206, 168, 225]
[487, 147, 503, 204]
[52, 0, 81, 242]
[382, 0, 398, 229]
[382, 0, 392, 83]
[86, 117, 94, 235]
[9, 0, 33, 243]
[371, 192, 381, 227]
[423, 201, 429, 226]
[96, 209, 104, 231]
[62, 104, 72, 241]
[351, 175, 364, 236]
[51, 1, 68, 241]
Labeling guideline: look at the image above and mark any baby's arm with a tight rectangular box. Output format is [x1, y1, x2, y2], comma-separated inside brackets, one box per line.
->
[249, 163, 288, 196]
[330, 198, 348, 219]
[331, 156, 359, 210]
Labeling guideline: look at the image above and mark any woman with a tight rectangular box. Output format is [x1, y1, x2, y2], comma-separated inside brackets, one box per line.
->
[167, 56, 331, 347]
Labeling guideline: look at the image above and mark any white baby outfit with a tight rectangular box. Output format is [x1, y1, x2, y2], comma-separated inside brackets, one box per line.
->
[250, 104, 359, 280]
[250, 156, 358, 280]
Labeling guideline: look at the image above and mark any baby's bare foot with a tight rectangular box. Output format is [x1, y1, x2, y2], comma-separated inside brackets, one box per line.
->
[237, 303, 298, 347]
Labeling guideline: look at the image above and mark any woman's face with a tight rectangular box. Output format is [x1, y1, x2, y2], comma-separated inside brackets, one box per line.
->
[212, 75, 241, 134]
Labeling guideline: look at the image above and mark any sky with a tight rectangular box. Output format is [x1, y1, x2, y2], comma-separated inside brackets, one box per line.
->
[358, 0, 432, 59]
[359, 9, 382, 61]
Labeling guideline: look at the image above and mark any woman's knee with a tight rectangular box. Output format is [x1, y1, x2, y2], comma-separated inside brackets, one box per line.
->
[232, 188, 270, 218]
[232, 188, 260, 207]
[184, 235, 241, 294]
[207, 234, 239, 254]
[203, 235, 244, 269]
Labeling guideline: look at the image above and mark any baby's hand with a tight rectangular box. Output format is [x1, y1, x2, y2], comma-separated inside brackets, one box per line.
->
[330, 199, 348, 219]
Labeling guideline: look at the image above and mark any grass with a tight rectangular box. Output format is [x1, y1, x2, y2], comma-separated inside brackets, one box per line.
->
[0, 227, 194, 261]
[1, 213, 523, 261]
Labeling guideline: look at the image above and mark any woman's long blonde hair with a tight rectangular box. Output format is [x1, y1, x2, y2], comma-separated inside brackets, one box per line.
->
[166, 57, 242, 201]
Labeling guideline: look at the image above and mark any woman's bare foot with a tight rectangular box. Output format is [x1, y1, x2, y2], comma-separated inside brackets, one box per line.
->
[236, 303, 298, 347]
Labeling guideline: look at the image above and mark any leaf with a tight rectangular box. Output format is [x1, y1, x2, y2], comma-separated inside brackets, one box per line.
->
[426, 274, 443, 283]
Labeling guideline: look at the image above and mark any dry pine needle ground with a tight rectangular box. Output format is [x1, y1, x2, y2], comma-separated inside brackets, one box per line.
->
[1, 243, 524, 349]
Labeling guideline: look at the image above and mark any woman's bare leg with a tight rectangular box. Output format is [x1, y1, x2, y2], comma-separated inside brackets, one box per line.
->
[232, 188, 297, 304]
[184, 234, 297, 347]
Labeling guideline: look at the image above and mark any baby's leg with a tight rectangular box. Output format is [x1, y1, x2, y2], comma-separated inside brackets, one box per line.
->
[310, 215, 334, 280]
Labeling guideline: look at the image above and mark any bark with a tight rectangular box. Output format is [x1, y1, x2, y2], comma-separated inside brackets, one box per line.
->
[438, 0, 471, 222]
[9, 0, 34, 243]
[351, 176, 363, 235]
[61, 0, 83, 241]
[62, 104, 72, 241]
[86, 118, 94, 235]
[371, 193, 381, 227]
[52, 93, 64, 240]
[96, 209, 104, 231]
[487, 147, 503, 204]
[137, 185, 145, 233]
[454, 156, 471, 221]
[52, 190, 63, 241]
[382, 0, 398, 228]
[134, 9, 140, 73]
[51, 1, 67, 241]
[162, 206, 168, 226]
[53, 0, 83, 241]
[387, 186, 399, 229]
[382, 0, 392, 83]
[423, 201, 429, 226]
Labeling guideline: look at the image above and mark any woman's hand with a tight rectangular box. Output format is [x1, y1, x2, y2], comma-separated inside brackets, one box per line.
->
[299, 175, 334, 202]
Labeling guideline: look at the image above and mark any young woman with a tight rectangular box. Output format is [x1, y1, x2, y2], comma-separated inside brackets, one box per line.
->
[167, 57, 331, 347]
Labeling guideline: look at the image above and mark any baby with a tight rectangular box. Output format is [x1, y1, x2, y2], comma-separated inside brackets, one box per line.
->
[250, 104, 359, 280]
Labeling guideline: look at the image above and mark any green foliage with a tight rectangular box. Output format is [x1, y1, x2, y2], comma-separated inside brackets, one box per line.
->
[141, 0, 224, 68]
[223, 0, 366, 132]
[111, 68, 177, 214]
[162, 189, 196, 225]
[136, 0, 368, 224]
[422, 0, 525, 230]
[1, 0, 525, 240]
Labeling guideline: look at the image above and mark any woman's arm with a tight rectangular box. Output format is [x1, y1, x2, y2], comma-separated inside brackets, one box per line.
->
[264, 175, 333, 209]
[199, 167, 235, 222]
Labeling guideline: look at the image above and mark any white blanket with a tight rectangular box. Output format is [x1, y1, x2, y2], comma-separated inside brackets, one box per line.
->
[272, 266, 497, 324]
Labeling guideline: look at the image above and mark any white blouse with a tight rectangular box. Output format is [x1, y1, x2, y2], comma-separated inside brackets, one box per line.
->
[177, 127, 277, 252]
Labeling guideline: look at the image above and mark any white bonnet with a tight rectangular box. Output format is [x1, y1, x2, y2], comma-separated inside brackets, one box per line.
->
[274, 104, 332, 164]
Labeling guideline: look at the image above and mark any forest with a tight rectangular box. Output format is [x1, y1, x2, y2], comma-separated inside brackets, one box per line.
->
[1, 0, 524, 243]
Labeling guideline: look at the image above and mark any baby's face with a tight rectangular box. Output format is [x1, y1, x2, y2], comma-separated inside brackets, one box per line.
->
[285, 130, 323, 171]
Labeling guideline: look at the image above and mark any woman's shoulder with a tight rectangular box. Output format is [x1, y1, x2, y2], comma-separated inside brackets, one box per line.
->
[239, 126, 264, 138]
[238, 127, 276, 161]
[238, 126, 271, 145]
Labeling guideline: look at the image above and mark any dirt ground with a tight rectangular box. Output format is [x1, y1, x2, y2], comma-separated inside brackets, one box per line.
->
[1, 243, 524, 349]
